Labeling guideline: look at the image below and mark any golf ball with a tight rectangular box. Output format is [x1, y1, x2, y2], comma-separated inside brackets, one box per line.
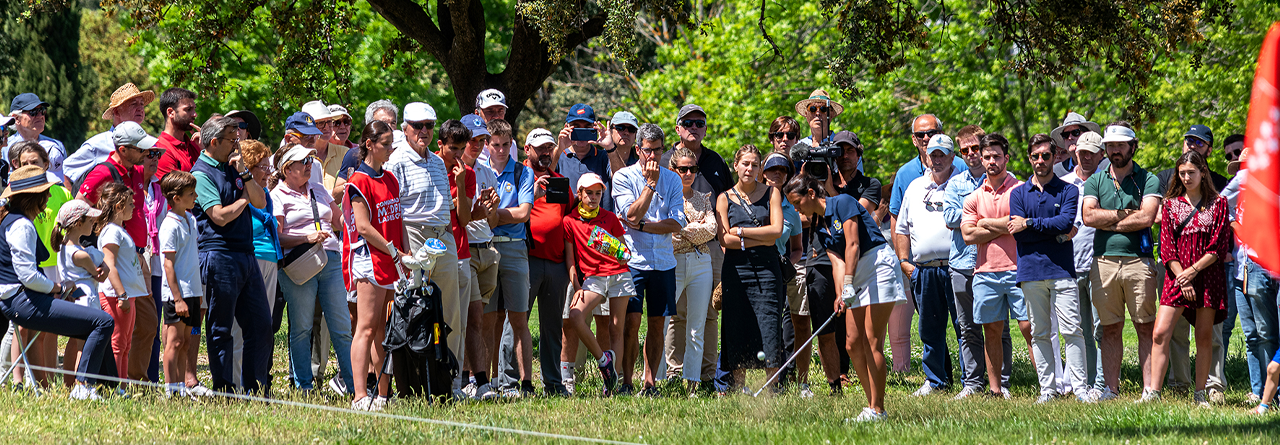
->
[757, 351, 766, 360]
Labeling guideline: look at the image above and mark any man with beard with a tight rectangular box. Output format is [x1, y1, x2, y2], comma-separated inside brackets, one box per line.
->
[65, 83, 155, 188]
[155, 88, 201, 179]
[1060, 131, 1108, 396]
[1009, 134, 1088, 403]
[1082, 122, 1162, 401]
[4, 93, 66, 182]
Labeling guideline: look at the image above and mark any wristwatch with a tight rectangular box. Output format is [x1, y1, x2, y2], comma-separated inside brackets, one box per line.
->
[240, 170, 253, 182]
[638, 220, 646, 232]
[899, 258, 913, 266]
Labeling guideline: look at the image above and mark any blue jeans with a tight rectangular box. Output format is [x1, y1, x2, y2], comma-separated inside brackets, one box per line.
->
[1237, 258, 1280, 396]
[201, 251, 272, 393]
[913, 266, 957, 389]
[281, 251, 354, 391]
[0, 289, 114, 384]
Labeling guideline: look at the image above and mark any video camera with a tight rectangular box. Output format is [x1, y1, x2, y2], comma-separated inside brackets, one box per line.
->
[790, 139, 843, 181]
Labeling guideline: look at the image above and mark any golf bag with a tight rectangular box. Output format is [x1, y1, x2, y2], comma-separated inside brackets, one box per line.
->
[382, 278, 458, 400]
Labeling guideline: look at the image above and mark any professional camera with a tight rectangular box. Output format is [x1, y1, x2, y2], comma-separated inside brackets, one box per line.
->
[790, 139, 843, 180]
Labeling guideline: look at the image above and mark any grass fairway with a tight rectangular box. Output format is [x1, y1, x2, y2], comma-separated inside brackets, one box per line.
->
[3, 308, 1278, 444]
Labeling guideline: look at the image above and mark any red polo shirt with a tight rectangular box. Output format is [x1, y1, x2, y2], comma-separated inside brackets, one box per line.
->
[525, 162, 573, 263]
[79, 155, 148, 249]
[155, 131, 202, 179]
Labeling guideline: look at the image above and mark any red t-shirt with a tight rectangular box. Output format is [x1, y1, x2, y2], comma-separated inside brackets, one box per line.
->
[155, 132, 202, 180]
[562, 210, 629, 277]
[526, 163, 572, 263]
[78, 156, 148, 249]
[447, 162, 476, 260]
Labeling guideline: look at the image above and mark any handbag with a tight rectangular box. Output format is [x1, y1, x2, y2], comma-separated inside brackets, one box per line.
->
[730, 187, 796, 283]
[280, 188, 329, 285]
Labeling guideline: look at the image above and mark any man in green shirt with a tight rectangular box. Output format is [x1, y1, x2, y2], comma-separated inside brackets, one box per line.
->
[1081, 122, 1163, 402]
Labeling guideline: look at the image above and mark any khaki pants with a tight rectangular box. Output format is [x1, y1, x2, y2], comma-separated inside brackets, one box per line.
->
[127, 293, 159, 381]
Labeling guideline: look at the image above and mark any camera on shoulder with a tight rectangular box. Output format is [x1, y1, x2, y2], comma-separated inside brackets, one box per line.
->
[790, 140, 843, 180]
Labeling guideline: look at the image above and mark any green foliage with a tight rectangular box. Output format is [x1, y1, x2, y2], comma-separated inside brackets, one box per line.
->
[1, 4, 97, 145]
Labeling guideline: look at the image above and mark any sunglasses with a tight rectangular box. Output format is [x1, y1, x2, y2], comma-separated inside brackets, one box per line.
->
[234, 122, 249, 129]
[769, 131, 798, 140]
[913, 129, 940, 139]
[144, 149, 164, 159]
[1185, 137, 1208, 148]
[1060, 128, 1085, 139]
[959, 145, 980, 156]
[807, 105, 830, 114]
[679, 119, 706, 129]
[407, 121, 435, 131]
[1226, 150, 1242, 161]
[674, 165, 700, 174]
[23, 107, 48, 117]
[334, 119, 352, 126]
[612, 125, 637, 133]
[1029, 152, 1054, 161]
[922, 188, 943, 211]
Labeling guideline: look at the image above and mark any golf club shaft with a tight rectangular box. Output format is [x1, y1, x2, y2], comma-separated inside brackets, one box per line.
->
[753, 310, 840, 397]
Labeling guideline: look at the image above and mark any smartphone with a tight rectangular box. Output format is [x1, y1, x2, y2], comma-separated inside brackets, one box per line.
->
[546, 177, 571, 204]
[570, 127, 599, 142]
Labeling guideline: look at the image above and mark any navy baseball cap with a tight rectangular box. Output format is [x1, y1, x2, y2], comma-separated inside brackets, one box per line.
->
[566, 104, 596, 124]
[10, 93, 48, 112]
[462, 114, 490, 138]
[285, 111, 322, 135]
[1184, 125, 1214, 146]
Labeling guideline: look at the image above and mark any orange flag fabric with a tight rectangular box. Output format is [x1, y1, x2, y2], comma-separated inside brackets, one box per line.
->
[1240, 22, 1280, 273]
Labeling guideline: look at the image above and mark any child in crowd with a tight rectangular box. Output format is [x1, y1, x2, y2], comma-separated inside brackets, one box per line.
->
[159, 171, 203, 397]
[96, 182, 147, 379]
[561, 173, 627, 396]
[52, 199, 110, 386]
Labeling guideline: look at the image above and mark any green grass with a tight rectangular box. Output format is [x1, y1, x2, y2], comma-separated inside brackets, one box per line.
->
[3, 307, 1278, 444]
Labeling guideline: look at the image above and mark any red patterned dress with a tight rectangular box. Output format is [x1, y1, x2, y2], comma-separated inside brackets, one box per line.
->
[1158, 195, 1232, 324]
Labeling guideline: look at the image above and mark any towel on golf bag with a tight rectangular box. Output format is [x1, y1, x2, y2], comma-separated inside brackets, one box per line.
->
[383, 279, 458, 399]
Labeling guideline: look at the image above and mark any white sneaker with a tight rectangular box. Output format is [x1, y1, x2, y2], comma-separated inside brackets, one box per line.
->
[1193, 390, 1210, 408]
[911, 383, 935, 397]
[953, 386, 982, 400]
[1034, 392, 1058, 404]
[1134, 389, 1161, 404]
[798, 383, 814, 399]
[372, 396, 391, 410]
[474, 383, 499, 400]
[462, 382, 479, 399]
[351, 396, 375, 411]
[564, 378, 575, 397]
[1094, 387, 1119, 402]
[1251, 404, 1270, 415]
[1247, 392, 1263, 405]
[188, 384, 214, 397]
[69, 385, 101, 401]
[1208, 388, 1225, 405]
[847, 407, 886, 422]
[327, 376, 348, 395]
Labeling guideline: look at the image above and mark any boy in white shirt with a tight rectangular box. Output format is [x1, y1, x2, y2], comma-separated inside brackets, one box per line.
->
[159, 171, 204, 396]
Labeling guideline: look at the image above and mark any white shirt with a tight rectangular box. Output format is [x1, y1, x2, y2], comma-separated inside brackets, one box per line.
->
[63, 130, 115, 186]
[895, 175, 954, 263]
[1061, 170, 1099, 274]
[465, 159, 498, 244]
[1222, 170, 1249, 280]
[160, 212, 204, 301]
[99, 223, 147, 299]
[385, 142, 451, 226]
[0, 218, 55, 299]
[5, 133, 67, 182]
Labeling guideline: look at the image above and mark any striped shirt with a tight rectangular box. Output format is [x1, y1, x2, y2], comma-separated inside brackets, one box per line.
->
[466, 159, 498, 244]
[386, 142, 451, 226]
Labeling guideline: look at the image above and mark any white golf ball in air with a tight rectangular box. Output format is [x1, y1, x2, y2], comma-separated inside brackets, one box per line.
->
[757, 351, 766, 360]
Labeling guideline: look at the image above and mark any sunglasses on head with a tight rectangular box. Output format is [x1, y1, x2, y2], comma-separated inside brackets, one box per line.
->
[769, 131, 797, 140]
[612, 125, 637, 133]
[674, 165, 699, 174]
[1060, 128, 1085, 139]
[1029, 152, 1054, 161]
[407, 121, 435, 131]
[913, 129, 940, 139]
[679, 119, 706, 129]
[808, 105, 829, 114]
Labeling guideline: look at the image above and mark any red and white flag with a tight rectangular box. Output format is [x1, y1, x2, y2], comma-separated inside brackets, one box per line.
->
[1241, 22, 1280, 274]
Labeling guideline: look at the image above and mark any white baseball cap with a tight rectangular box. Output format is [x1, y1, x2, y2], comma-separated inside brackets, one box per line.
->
[327, 104, 351, 120]
[1076, 131, 1104, 153]
[476, 89, 507, 109]
[525, 128, 555, 147]
[112, 121, 158, 149]
[403, 102, 437, 123]
[1100, 125, 1137, 143]
[927, 134, 954, 155]
[301, 100, 337, 121]
[577, 173, 605, 191]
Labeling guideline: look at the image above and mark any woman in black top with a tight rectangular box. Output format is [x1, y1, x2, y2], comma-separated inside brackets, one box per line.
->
[715, 145, 784, 392]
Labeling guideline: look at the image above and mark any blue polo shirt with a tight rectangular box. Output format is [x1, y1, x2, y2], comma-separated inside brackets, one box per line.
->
[192, 153, 255, 252]
[889, 156, 968, 216]
[819, 194, 887, 260]
[944, 170, 985, 270]
[488, 157, 535, 239]
[1009, 176, 1078, 283]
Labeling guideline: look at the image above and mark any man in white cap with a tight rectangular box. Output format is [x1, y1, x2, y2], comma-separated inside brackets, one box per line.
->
[300, 100, 349, 197]
[5, 93, 66, 182]
[1059, 130, 1108, 397]
[76, 121, 158, 255]
[600, 111, 640, 172]
[890, 114, 968, 262]
[1050, 112, 1103, 178]
[1009, 134, 1088, 403]
[328, 104, 357, 149]
[65, 83, 155, 188]
[1081, 122, 1162, 402]
[475, 89, 508, 123]
[896, 134, 963, 397]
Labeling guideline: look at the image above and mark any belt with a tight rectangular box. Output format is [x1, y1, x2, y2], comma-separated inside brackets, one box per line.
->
[492, 236, 524, 243]
[917, 259, 949, 268]
[470, 241, 495, 249]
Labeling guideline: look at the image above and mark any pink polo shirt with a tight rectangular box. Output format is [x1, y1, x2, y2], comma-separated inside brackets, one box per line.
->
[961, 173, 1023, 273]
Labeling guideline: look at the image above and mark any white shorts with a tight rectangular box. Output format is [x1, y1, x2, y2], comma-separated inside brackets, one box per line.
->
[563, 273, 634, 318]
[351, 245, 395, 291]
[846, 244, 906, 309]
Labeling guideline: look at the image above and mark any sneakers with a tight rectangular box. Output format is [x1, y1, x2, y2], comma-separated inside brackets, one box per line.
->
[69, 385, 101, 401]
[1076, 391, 1098, 404]
[911, 383, 935, 397]
[372, 396, 391, 410]
[798, 383, 814, 399]
[1248, 392, 1263, 405]
[1251, 404, 1270, 415]
[953, 386, 982, 400]
[564, 378, 575, 397]
[1208, 388, 1225, 405]
[638, 386, 660, 398]
[474, 383, 499, 400]
[1092, 387, 1118, 402]
[1193, 390, 1210, 408]
[1134, 389, 1161, 404]
[616, 383, 634, 396]
[328, 376, 348, 395]
[1001, 387, 1011, 400]
[351, 396, 375, 411]
[188, 384, 214, 397]
[847, 407, 887, 423]
[500, 386, 524, 399]
[462, 382, 479, 399]
[598, 351, 619, 396]
[1034, 392, 1058, 404]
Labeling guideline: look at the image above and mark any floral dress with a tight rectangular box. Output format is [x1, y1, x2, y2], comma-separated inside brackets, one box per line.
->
[1158, 195, 1232, 324]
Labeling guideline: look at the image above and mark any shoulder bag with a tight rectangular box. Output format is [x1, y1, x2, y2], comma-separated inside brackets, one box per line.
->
[731, 187, 796, 283]
[280, 187, 329, 284]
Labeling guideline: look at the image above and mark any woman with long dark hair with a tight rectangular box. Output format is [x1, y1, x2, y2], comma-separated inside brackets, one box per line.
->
[1146, 150, 1232, 405]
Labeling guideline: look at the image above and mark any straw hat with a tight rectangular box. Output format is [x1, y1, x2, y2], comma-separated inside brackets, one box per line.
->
[795, 89, 845, 119]
[2, 165, 54, 198]
[100, 83, 156, 120]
